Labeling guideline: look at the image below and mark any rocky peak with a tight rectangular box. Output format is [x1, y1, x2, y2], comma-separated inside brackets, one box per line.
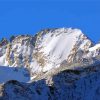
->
[0, 28, 100, 100]
[0, 38, 8, 47]
[0, 28, 100, 81]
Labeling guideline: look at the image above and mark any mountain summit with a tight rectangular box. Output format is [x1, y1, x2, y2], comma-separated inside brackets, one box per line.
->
[0, 28, 100, 80]
[0, 28, 100, 100]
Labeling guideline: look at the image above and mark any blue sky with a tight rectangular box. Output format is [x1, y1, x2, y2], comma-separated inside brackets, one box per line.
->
[0, 0, 100, 43]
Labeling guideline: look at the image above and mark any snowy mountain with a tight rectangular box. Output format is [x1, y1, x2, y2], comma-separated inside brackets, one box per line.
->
[0, 28, 100, 100]
[0, 28, 100, 80]
[0, 63, 100, 100]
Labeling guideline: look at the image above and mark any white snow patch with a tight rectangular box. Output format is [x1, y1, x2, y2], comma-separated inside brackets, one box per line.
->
[89, 43, 100, 51]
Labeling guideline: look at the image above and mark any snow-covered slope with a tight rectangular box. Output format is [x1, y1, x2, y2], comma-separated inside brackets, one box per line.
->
[0, 28, 100, 80]
[0, 28, 100, 100]
[0, 64, 100, 100]
[0, 66, 30, 84]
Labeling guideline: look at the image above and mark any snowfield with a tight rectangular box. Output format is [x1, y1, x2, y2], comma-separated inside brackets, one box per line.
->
[0, 66, 30, 84]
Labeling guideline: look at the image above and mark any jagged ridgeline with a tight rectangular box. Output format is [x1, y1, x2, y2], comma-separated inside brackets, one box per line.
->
[0, 28, 100, 80]
[0, 28, 100, 100]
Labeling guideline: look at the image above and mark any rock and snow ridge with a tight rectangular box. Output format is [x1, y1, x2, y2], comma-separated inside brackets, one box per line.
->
[0, 28, 100, 100]
[1, 63, 100, 100]
[0, 28, 100, 82]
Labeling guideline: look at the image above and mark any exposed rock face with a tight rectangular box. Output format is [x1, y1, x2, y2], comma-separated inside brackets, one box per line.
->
[0, 28, 100, 100]
[0, 28, 100, 80]
[0, 38, 8, 47]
